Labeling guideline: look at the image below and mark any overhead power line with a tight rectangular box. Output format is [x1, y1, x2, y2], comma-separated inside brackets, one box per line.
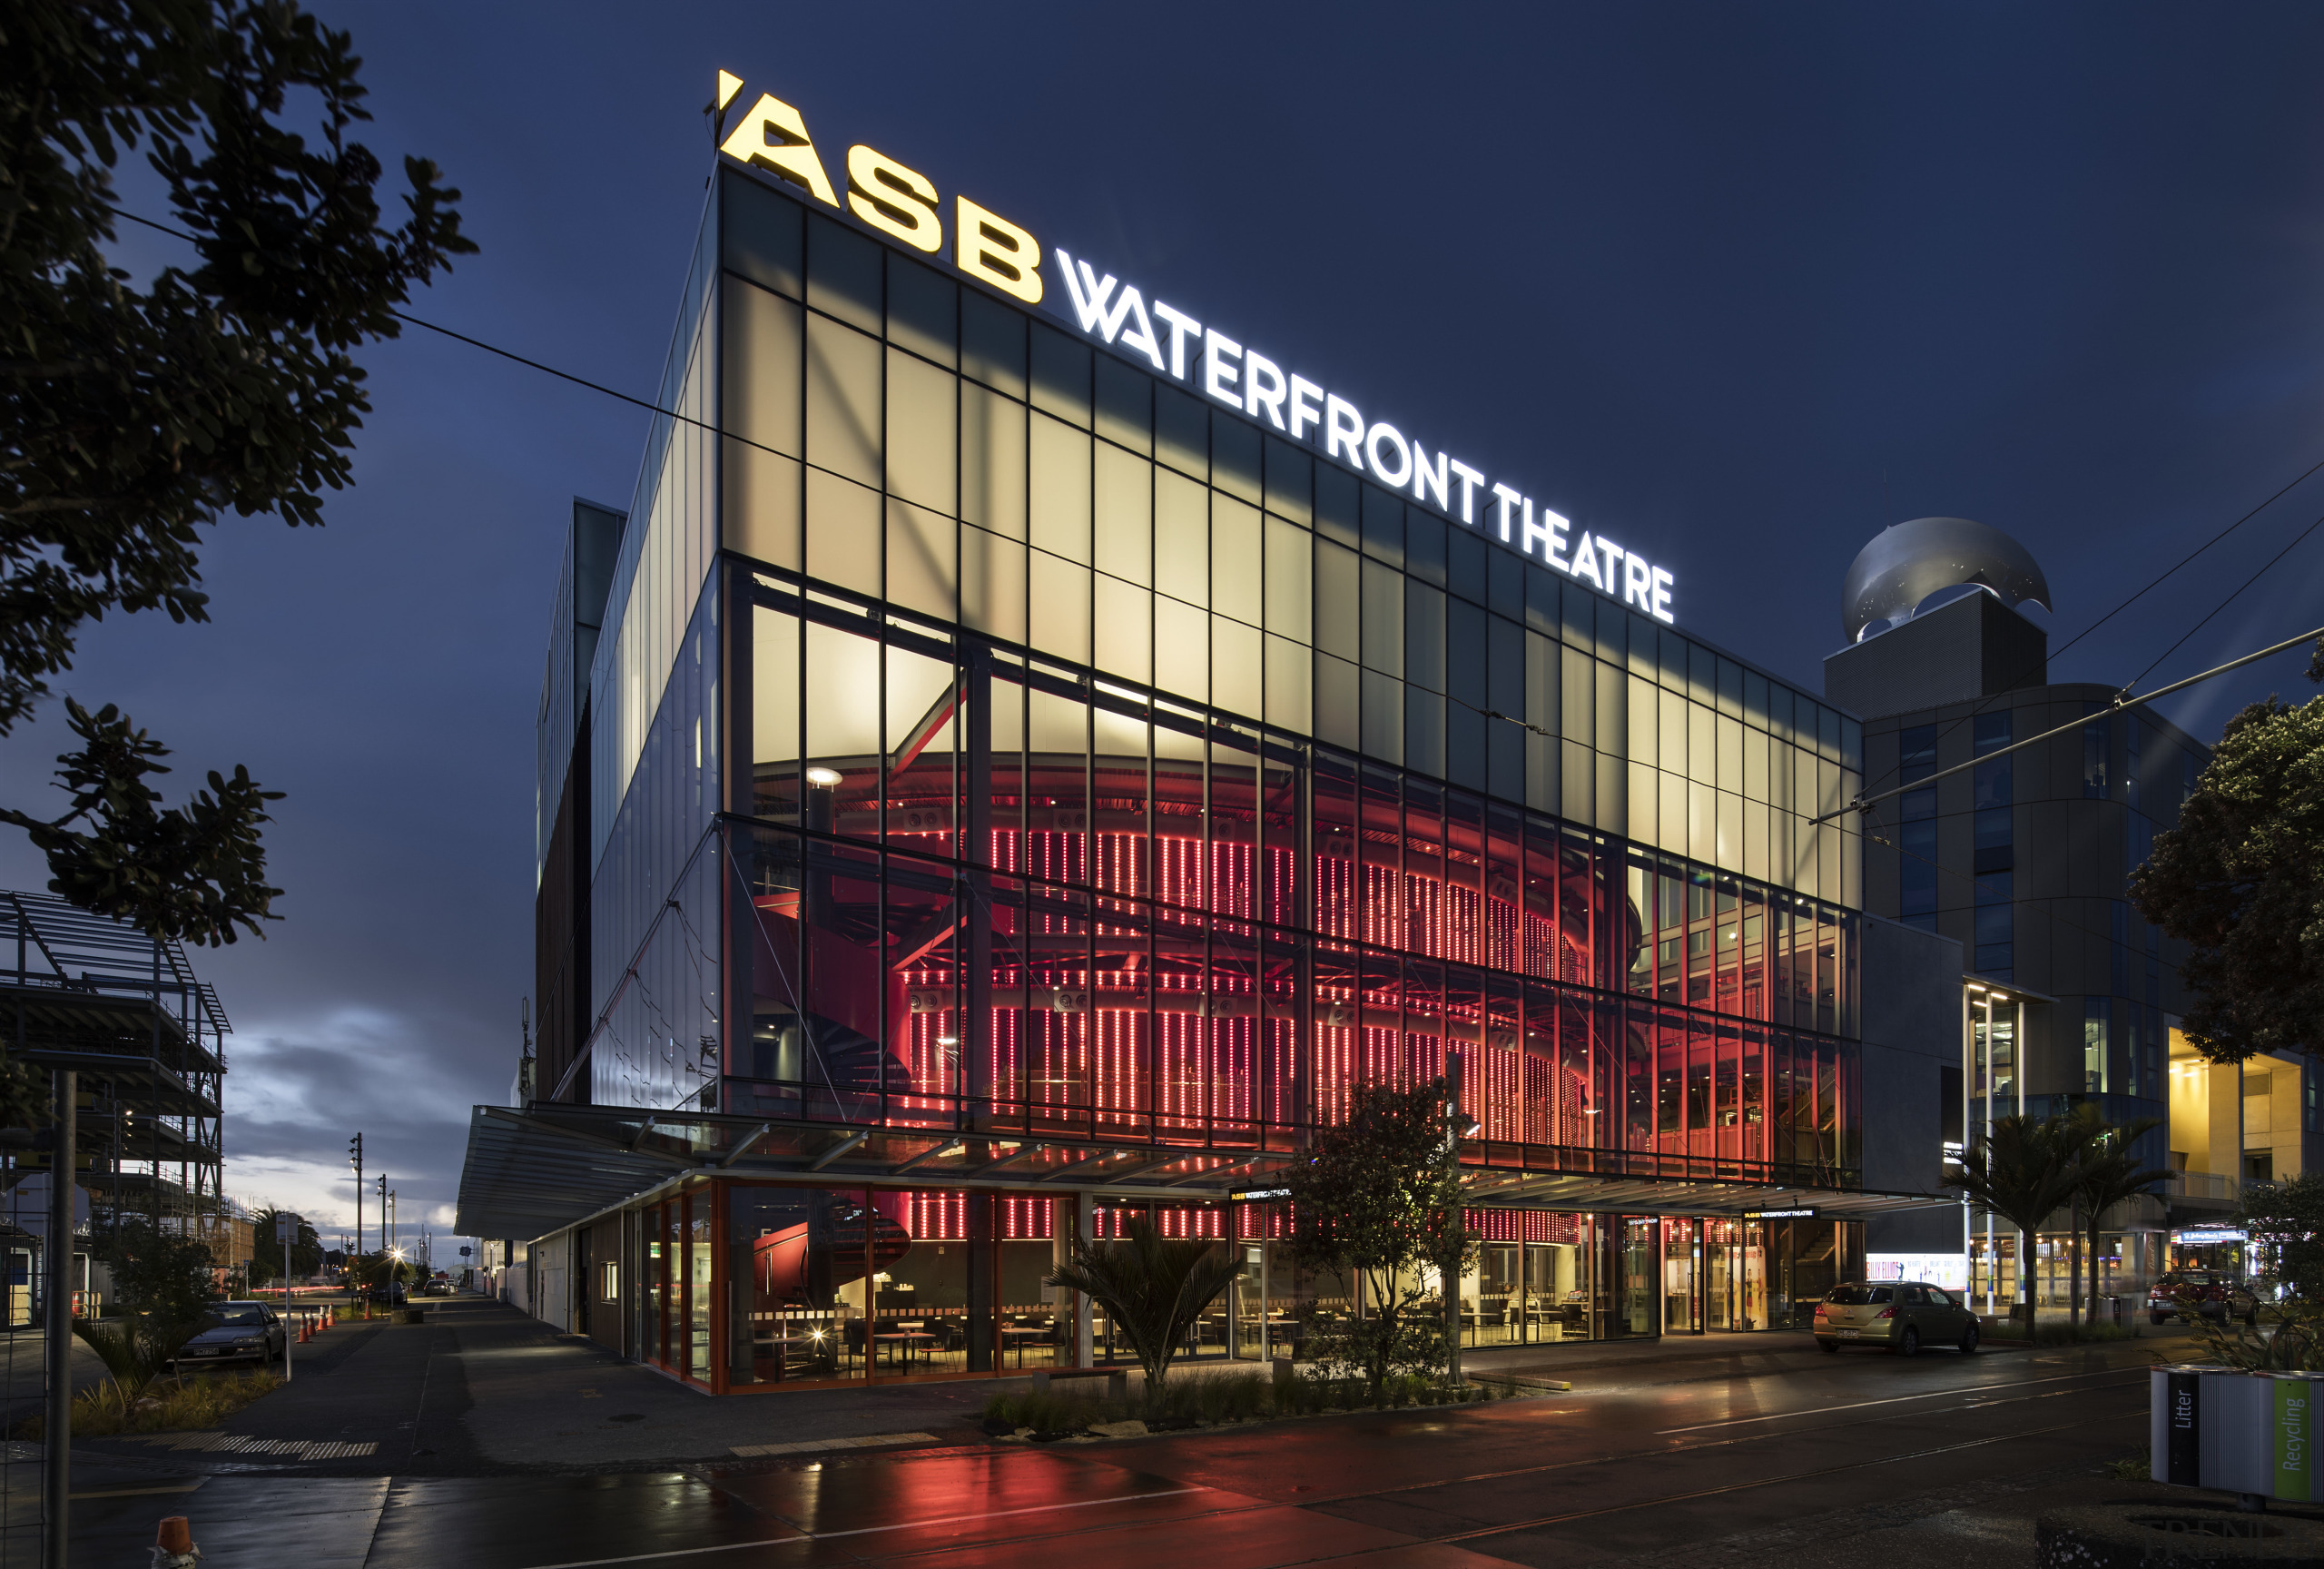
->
[1817, 621, 2324, 827]
[1851, 455, 2324, 803]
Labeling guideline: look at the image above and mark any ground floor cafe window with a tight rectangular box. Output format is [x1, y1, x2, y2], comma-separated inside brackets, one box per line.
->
[609, 1178, 1866, 1393]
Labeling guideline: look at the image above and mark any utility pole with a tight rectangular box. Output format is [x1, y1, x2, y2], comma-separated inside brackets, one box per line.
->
[349, 1131, 364, 1269]
[44, 1069, 76, 1569]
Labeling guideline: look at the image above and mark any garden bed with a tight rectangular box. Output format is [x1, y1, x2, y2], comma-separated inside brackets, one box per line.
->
[976, 1367, 1504, 1444]
[13, 1370, 281, 1440]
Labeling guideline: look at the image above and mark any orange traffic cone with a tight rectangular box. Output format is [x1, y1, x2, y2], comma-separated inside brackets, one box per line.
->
[153, 1514, 199, 1567]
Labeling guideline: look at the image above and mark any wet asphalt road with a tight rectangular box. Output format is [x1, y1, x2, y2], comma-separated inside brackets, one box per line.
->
[45, 1327, 2171, 1569]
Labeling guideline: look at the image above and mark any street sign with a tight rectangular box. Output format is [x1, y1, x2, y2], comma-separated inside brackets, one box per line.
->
[458, 1246, 471, 1258]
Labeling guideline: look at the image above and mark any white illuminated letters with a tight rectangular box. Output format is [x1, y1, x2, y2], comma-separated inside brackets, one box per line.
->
[1622, 552, 1654, 612]
[1490, 482, 1522, 545]
[714, 69, 1680, 627]
[1540, 506, 1571, 570]
[1056, 252, 1163, 371]
[1289, 376, 1324, 441]
[1449, 460, 1485, 526]
[1324, 396, 1366, 469]
[1154, 303, 1203, 380]
[1244, 350, 1287, 429]
[1203, 329, 1244, 406]
[1364, 422, 1412, 488]
[1523, 500, 1563, 563]
[1570, 531, 1605, 591]
[1410, 444, 1449, 511]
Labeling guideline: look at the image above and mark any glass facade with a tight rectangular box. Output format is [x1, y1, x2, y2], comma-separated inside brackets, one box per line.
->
[544, 165, 1884, 1386]
[610, 1176, 1861, 1389]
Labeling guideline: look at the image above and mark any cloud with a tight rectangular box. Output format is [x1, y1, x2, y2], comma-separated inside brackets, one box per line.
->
[219, 1004, 506, 1248]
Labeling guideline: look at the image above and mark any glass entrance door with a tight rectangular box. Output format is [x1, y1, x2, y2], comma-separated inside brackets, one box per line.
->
[1703, 1219, 1768, 1330]
[1614, 1218, 1656, 1337]
[1705, 1219, 1736, 1330]
[1664, 1218, 1699, 1334]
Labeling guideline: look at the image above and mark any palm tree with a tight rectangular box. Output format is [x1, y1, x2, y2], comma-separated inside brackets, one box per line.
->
[1044, 1219, 1243, 1400]
[1954, 1113, 2082, 1331]
[2067, 1108, 2168, 1325]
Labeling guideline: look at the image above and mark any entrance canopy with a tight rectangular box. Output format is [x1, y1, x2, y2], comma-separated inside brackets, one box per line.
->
[455, 1101, 1949, 1243]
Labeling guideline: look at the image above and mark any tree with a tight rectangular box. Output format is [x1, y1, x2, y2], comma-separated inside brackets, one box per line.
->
[94, 1218, 221, 1325]
[1043, 1219, 1241, 1399]
[2064, 1108, 2167, 1328]
[0, 0, 473, 1093]
[2172, 1174, 2324, 1372]
[2128, 646, 2324, 1064]
[250, 1205, 321, 1285]
[1953, 1113, 2081, 1329]
[2241, 1173, 2324, 1303]
[1285, 1079, 1477, 1404]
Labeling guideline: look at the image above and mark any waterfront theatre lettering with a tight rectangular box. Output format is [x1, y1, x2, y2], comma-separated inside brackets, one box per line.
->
[715, 71, 1680, 627]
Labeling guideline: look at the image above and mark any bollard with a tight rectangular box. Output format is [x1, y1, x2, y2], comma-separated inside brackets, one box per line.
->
[153, 1515, 198, 1568]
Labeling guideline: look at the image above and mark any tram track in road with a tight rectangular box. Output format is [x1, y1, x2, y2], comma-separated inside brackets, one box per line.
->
[1413, 1406, 2146, 1550]
[798, 1367, 2152, 1567]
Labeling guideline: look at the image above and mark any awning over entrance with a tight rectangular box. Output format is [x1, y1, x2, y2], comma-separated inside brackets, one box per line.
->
[455, 1101, 1951, 1242]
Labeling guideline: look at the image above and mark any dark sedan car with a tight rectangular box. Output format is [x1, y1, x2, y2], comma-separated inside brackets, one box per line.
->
[172, 1302, 286, 1370]
[2149, 1270, 2259, 1325]
[363, 1281, 408, 1305]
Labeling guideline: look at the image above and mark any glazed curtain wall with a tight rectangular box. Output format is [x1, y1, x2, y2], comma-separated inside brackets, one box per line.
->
[587, 188, 722, 876]
[737, 577, 1861, 1185]
[586, 575, 723, 1108]
[714, 167, 1863, 908]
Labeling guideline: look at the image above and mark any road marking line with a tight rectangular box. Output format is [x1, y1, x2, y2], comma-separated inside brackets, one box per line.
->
[515, 1485, 1212, 1569]
[70, 1484, 206, 1499]
[1656, 1367, 2140, 1433]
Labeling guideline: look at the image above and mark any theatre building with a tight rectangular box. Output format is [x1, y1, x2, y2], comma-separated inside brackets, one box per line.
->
[460, 121, 1959, 1391]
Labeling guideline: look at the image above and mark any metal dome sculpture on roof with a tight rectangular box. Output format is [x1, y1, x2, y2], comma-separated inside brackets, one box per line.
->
[1841, 517, 2052, 644]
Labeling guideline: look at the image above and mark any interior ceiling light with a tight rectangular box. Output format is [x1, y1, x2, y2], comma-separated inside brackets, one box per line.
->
[805, 766, 842, 786]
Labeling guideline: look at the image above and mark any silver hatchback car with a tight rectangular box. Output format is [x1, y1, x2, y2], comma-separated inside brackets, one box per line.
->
[1814, 1281, 1980, 1356]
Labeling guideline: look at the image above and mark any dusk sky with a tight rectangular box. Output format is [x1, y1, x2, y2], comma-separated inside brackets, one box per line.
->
[9, 2, 2324, 1254]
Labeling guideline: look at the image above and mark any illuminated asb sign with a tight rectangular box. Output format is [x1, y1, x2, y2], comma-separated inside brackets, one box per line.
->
[714, 73, 1679, 626]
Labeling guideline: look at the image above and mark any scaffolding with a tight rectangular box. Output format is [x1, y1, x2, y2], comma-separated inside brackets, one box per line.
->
[0, 890, 230, 1262]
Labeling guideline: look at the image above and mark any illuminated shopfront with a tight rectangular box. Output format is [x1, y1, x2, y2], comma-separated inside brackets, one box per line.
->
[460, 132, 1940, 1391]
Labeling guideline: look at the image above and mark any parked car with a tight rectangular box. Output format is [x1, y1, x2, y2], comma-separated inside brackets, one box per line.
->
[2148, 1270, 2259, 1325]
[363, 1280, 409, 1305]
[172, 1301, 286, 1370]
[418, 1278, 450, 1297]
[1814, 1281, 1980, 1356]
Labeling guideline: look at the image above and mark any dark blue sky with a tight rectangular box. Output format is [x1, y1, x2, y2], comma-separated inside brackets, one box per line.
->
[10, 2, 2323, 1246]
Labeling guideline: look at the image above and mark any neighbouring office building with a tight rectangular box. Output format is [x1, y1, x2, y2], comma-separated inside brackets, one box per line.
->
[459, 85, 1965, 1393]
[1830, 518, 2311, 1308]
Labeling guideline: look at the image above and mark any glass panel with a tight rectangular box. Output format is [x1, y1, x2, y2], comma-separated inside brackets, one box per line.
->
[641, 1204, 664, 1367]
[1664, 1218, 1699, 1334]
[687, 1191, 713, 1381]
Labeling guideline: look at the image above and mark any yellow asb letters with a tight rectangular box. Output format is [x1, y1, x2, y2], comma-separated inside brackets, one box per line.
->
[717, 91, 836, 208]
[717, 75, 1039, 302]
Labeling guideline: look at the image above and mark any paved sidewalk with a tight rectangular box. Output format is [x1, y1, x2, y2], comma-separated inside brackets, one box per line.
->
[67, 1298, 2205, 1481]
[81, 1296, 1016, 1475]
